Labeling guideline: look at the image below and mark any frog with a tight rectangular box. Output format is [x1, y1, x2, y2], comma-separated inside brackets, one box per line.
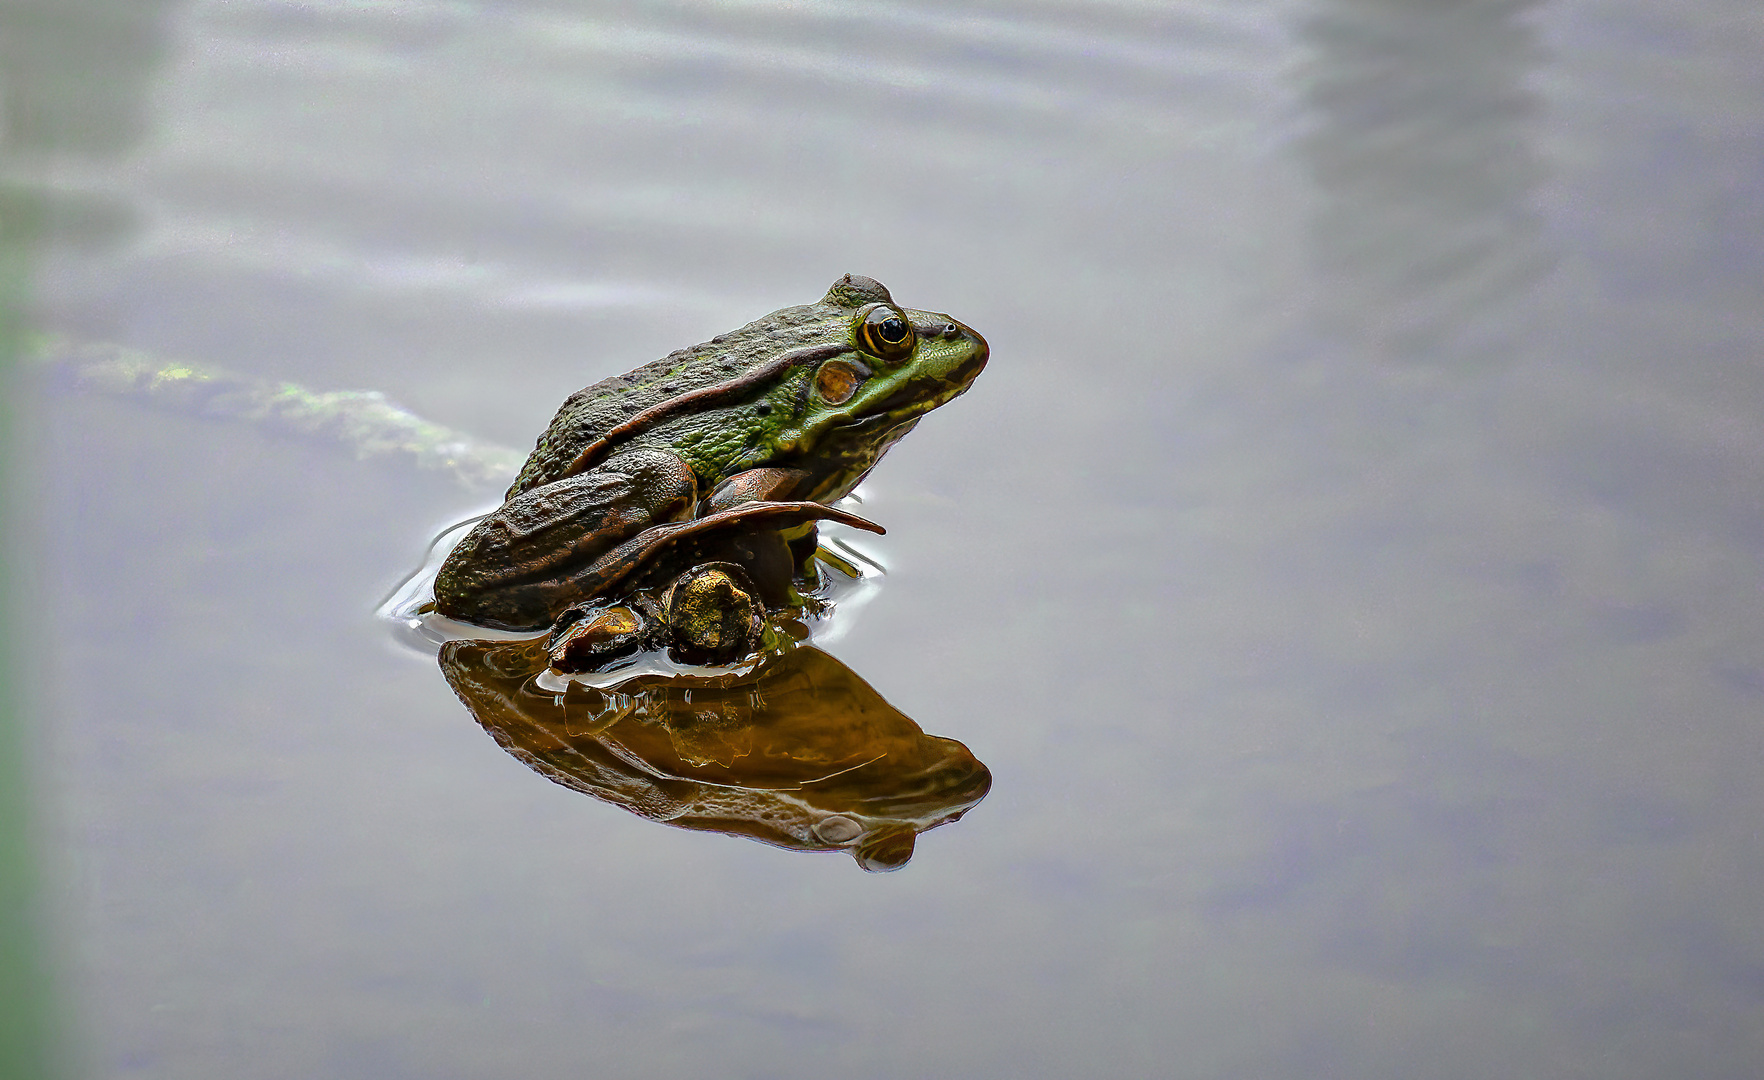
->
[433, 274, 988, 634]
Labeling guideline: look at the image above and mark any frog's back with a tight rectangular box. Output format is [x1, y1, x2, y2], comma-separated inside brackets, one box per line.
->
[506, 302, 836, 498]
[502, 275, 906, 500]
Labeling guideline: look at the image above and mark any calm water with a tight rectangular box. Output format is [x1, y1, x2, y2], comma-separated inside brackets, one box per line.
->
[8, 0, 1764, 1077]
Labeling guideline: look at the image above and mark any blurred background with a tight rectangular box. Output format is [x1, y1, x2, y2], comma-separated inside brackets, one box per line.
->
[4, 0, 1763, 1077]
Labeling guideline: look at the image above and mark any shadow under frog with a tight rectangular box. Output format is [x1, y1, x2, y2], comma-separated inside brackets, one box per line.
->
[439, 637, 991, 871]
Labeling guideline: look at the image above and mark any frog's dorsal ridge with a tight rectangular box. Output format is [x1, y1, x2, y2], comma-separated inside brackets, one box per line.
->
[545, 340, 851, 492]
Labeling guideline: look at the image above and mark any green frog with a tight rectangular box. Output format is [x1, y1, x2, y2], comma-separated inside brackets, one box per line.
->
[434, 275, 988, 633]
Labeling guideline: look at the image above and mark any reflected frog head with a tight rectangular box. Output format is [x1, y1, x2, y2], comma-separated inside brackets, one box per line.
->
[439, 638, 990, 871]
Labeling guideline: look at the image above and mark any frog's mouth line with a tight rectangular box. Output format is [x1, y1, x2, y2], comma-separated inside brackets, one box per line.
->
[854, 350, 988, 422]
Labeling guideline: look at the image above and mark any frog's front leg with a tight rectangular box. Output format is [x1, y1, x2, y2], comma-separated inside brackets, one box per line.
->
[562, 499, 883, 605]
[702, 467, 809, 513]
[703, 467, 839, 576]
[435, 449, 697, 631]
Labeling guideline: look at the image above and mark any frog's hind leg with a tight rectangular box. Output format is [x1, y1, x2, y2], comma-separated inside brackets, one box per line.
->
[434, 448, 697, 631]
[563, 501, 884, 607]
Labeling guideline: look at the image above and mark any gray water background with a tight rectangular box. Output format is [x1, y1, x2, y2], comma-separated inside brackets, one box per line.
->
[6, 0, 1764, 1077]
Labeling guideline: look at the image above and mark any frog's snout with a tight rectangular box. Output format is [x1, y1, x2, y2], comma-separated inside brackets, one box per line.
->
[946, 318, 988, 385]
[923, 314, 986, 350]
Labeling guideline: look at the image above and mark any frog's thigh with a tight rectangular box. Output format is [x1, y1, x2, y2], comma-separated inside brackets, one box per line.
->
[435, 449, 698, 630]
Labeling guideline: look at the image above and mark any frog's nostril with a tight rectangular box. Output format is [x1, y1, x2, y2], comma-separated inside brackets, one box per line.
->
[941, 322, 959, 339]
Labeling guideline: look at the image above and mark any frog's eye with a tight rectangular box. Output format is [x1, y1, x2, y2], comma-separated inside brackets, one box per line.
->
[857, 305, 916, 362]
[814, 358, 870, 405]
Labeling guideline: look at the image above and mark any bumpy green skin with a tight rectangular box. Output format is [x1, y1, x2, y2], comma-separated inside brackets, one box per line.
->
[435, 275, 987, 632]
[509, 274, 986, 505]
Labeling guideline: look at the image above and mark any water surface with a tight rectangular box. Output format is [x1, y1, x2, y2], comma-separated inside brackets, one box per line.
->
[9, 0, 1764, 1077]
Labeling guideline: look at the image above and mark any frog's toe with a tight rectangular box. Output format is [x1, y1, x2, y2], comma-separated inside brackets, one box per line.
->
[851, 826, 916, 872]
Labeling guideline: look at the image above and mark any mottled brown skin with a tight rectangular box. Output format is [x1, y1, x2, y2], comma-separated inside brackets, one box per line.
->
[434, 275, 987, 632]
[450, 493, 880, 634]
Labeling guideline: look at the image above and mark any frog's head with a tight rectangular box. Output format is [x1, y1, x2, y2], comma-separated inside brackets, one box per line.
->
[785, 275, 988, 500]
[815, 274, 988, 424]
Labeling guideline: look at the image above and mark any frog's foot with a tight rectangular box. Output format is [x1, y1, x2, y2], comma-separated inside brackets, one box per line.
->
[663, 562, 766, 667]
[810, 543, 864, 582]
[775, 581, 829, 619]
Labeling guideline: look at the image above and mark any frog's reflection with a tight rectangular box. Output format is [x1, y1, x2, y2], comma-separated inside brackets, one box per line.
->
[439, 638, 990, 871]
